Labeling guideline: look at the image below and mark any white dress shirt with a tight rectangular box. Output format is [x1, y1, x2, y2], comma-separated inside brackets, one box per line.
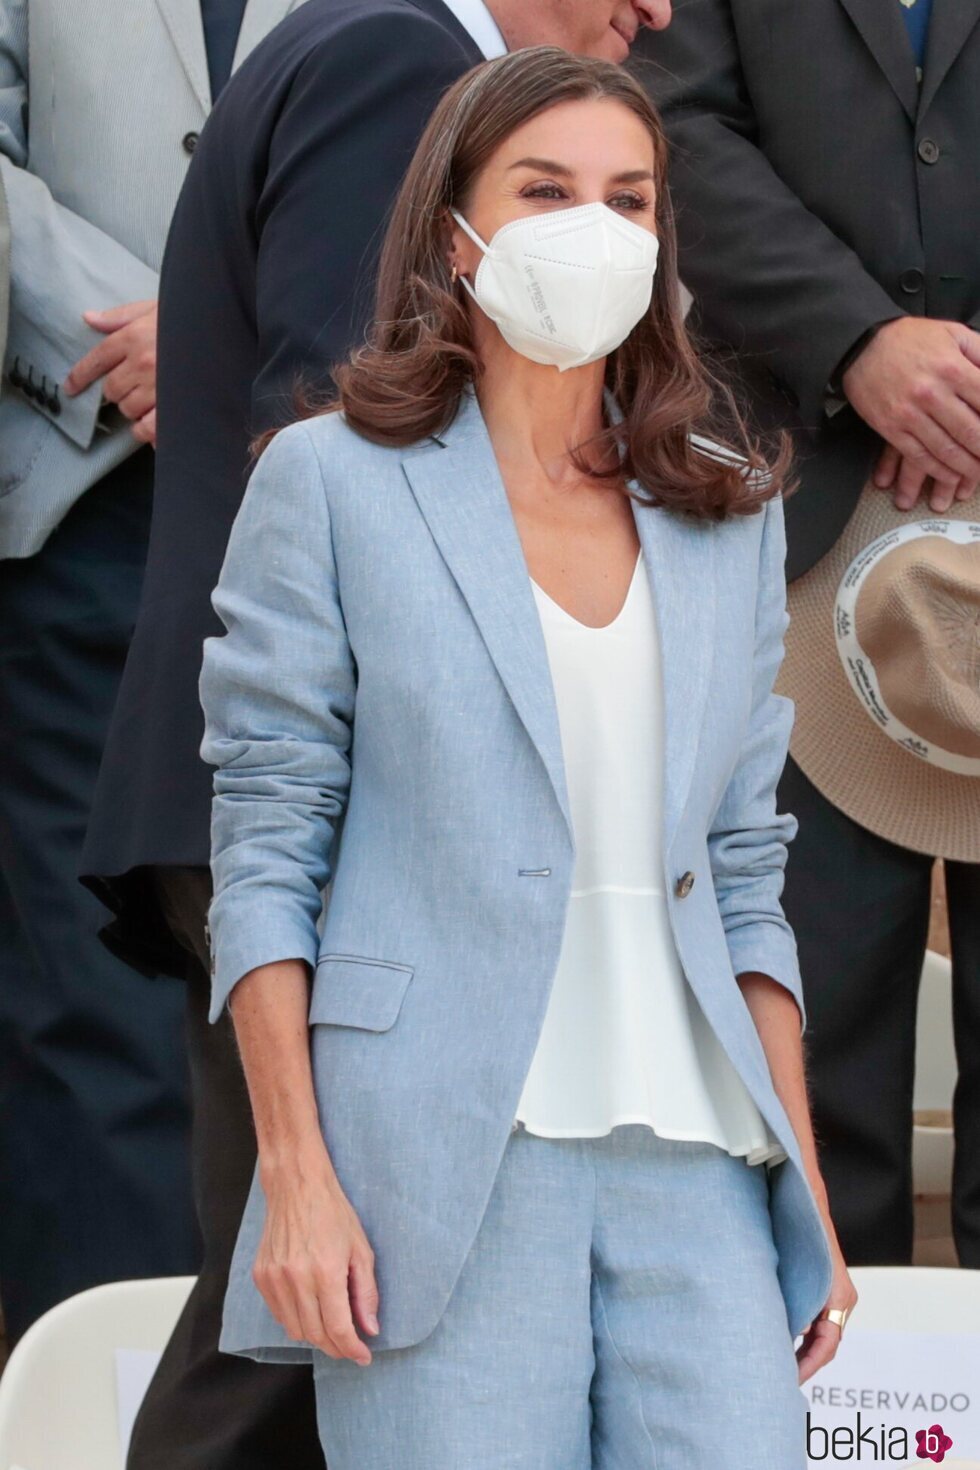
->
[441, 0, 507, 58]
[513, 551, 788, 1169]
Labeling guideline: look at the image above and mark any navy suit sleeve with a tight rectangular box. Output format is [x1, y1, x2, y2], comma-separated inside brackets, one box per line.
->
[251, 10, 474, 433]
[643, 0, 905, 431]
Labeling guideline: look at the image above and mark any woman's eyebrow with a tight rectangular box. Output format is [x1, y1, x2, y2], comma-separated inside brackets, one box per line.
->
[506, 158, 654, 186]
[611, 168, 655, 184]
[507, 156, 574, 176]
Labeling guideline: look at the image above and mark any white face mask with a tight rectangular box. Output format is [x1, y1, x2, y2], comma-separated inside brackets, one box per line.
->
[451, 202, 660, 372]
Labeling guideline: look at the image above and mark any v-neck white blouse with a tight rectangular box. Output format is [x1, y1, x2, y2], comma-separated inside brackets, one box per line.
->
[512, 549, 788, 1169]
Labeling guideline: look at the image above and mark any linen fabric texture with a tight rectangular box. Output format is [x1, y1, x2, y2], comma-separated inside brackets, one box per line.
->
[312, 1124, 811, 1470]
[198, 387, 835, 1359]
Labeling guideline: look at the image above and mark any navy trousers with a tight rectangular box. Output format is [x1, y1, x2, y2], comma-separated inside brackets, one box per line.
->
[0, 452, 200, 1342]
[778, 754, 980, 1269]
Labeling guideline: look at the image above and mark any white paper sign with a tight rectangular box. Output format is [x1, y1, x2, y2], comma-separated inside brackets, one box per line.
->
[803, 1329, 980, 1465]
[114, 1348, 163, 1465]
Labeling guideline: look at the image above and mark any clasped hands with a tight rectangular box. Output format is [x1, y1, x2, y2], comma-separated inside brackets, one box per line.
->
[64, 298, 158, 448]
[842, 316, 980, 512]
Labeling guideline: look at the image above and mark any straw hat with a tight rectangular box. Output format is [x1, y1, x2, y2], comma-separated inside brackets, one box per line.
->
[775, 483, 980, 862]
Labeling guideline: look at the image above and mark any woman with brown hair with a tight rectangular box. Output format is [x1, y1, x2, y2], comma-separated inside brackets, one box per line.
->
[198, 46, 856, 1468]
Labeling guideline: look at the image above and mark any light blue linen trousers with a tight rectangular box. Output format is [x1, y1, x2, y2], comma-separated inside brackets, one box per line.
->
[312, 1123, 808, 1469]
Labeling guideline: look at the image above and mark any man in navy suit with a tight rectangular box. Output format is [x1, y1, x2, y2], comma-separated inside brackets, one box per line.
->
[640, 0, 980, 1275]
[82, 4, 671, 1467]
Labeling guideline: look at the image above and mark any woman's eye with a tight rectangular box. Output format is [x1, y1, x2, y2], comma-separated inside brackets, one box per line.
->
[609, 192, 648, 211]
[521, 182, 568, 200]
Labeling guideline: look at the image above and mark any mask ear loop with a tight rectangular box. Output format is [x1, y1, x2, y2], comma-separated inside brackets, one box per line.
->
[450, 208, 490, 253]
[449, 209, 489, 305]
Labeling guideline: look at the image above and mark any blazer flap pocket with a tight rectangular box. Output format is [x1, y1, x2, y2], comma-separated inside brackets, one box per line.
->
[309, 954, 414, 1031]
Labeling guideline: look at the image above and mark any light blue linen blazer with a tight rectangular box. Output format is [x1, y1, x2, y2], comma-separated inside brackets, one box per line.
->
[199, 385, 835, 1361]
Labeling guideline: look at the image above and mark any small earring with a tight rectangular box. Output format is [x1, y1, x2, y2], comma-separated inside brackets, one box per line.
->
[450, 263, 458, 284]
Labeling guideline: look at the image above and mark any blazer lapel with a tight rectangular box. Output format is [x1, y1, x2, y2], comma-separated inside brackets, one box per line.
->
[155, 0, 210, 112]
[234, 0, 296, 75]
[918, 0, 980, 116]
[402, 393, 574, 843]
[402, 389, 717, 856]
[837, 0, 919, 120]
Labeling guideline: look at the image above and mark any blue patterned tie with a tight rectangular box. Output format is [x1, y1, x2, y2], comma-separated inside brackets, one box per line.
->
[899, 0, 933, 70]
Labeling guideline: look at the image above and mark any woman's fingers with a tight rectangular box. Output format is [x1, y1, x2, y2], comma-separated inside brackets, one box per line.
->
[314, 1260, 373, 1364]
[797, 1265, 859, 1385]
[255, 1259, 305, 1343]
[256, 1251, 373, 1364]
[796, 1318, 846, 1383]
[348, 1245, 381, 1338]
[288, 1263, 329, 1347]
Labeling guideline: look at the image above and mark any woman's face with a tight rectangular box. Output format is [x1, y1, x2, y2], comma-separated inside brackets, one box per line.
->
[450, 98, 658, 292]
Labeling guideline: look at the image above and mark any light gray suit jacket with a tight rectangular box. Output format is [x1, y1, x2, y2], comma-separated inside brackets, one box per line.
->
[0, 0, 306, 559]
[199, 387, 835, 1361]
[0, 170, 9, 369]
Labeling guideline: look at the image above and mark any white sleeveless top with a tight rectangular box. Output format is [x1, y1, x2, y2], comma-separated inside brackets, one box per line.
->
[513, 549, 788, 1169]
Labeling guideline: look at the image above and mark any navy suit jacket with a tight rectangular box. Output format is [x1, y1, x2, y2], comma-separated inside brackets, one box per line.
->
[82, 0, 482, 973]
[635, 0, 980, 579]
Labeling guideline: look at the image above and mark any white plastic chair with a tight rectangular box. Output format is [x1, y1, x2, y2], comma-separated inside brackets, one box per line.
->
[0, 1277, 195, 1470]
[847, 1265, 980, 1333]
[914, 949, 956, 1197]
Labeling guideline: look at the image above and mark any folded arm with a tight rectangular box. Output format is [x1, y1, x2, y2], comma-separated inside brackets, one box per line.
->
[648, 0, 904, 429]
[0, 0, 158, 450]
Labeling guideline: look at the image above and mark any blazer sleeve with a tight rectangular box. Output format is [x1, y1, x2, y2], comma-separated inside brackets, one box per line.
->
[0, 0, 159, 451]
[250, 9, 475, 432]
[644, 0, 905, 431]
[706, 492, 808, 1036]
[199, 421, 356, 1022]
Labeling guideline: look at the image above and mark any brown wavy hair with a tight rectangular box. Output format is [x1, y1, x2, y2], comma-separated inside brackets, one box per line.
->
[260, 46, 792, 519]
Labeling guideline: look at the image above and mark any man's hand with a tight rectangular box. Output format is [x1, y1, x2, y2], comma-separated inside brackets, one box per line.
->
[842, 318, 980, 501]
[64, 299, 158, 445]
[871, 445, 977, 512]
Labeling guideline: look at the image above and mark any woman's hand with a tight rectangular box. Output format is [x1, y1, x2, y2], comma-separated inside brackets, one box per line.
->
[732, 976, 859, 1383]
[795, 1198, 859, 1385]
[223, 959, 380, 1365]
[256, 1143, 380, 1365]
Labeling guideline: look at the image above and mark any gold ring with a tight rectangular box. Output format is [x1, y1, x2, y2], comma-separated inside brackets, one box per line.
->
[820, 1307, 850, 1333]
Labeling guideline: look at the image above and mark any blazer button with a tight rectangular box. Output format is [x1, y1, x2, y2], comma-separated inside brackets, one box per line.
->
[899, 268, 924, 295]
[917, 137, 940, 165]
[675, 871, 696, 899]
[182, 131, 200, 155]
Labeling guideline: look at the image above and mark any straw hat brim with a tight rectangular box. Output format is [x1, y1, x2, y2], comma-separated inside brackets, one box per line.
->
[775, 482, 980, 863]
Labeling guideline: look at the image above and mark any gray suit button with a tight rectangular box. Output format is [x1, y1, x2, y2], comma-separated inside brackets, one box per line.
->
[675, 871, 696, 899]
[182, 131, 200, 155]
[917, 137, 940, 165]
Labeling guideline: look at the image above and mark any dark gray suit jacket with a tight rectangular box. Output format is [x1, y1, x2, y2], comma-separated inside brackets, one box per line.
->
[636, 0, 980, 578]
[81, 0, 482, 976]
